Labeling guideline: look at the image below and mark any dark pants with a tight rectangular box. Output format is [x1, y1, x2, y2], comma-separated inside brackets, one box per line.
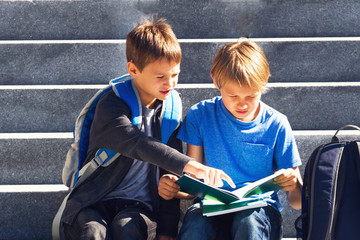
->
[64, 199, 157, 240]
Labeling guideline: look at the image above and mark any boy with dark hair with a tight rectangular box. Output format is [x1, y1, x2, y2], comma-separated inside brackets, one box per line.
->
[158, 39, 303, 240]
[60, 18, 234, 240]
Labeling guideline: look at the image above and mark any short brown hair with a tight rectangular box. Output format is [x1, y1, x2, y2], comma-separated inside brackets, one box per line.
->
[210, 39, 270, 92]
[126, 18, 182, 71]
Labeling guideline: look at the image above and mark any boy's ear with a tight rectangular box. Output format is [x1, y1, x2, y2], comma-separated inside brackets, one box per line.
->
[127, 61, 140, 78]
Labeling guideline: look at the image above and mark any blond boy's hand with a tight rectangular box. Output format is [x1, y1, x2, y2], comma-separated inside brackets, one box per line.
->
[158, 174, 180, 200]
[273, 167, 302, 192]
[183, 160, 236, 188]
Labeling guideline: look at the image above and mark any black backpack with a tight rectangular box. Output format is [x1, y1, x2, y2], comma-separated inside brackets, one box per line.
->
[295, 125, 360, 240]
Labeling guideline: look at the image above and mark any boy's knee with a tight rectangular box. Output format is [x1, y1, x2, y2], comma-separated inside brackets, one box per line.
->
[178, 204, 215, 240]
[64, 221, 107, 240]
[232, 207, 281, 240]
[111, 211, 156, 240]
[82, 223, 107, 240]
[65, 207, 108, 240]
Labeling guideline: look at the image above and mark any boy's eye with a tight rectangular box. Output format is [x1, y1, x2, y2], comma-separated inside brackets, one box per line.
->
[248, 93, 260, 98]
[156, 76, 164, 79]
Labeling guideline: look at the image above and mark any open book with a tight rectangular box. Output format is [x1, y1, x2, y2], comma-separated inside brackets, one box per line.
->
[175, 169, 285, 204]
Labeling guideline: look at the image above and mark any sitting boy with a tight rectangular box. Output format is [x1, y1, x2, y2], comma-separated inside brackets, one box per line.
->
[61, 18, 234, 240]
[158, 39, 303, 240]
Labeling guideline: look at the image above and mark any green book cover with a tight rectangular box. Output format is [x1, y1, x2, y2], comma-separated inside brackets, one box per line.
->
[175, 169, 285, 204]
[175, 174, 239, 204]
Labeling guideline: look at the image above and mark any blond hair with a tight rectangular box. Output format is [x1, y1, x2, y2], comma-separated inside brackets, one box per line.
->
[126, 18, 182, 71]
[210, 39, 270, 92]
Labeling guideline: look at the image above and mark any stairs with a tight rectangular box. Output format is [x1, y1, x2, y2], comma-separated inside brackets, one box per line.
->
[1, 1, 360, 239]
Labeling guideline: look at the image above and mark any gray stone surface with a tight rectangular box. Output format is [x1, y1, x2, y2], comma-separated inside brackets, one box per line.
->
[1, 85, 359, 132]
[0, 138, 72, 184]
[1, 1, 360, 40]
[0, 190, 68, 239]
[0, 42, 128, 85]
[261, 85, 360, 131]
[0, 88, 99, 133]
[2, 40, 360, 85]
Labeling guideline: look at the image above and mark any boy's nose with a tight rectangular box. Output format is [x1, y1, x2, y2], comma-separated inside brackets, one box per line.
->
[236, 101, 247, 109]
[163, 78, 172, 86]
[166, 77, 177, 87]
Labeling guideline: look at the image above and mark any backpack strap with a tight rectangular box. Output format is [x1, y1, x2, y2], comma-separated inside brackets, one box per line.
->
[160, 89, 182, 144]
[357, 142, 360, 183]
[53, 150, 120, 239]
[74, 149, 121, 188]
[332, 124, 360, 183]
[110, 74, 142, 127]
[331, 124, 360, 143]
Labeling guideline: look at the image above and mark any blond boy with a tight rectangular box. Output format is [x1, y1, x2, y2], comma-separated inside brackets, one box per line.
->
[159, 39, 302, 240]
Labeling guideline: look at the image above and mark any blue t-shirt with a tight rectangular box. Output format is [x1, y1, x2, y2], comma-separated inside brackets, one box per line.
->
[178, 97, 301, 209]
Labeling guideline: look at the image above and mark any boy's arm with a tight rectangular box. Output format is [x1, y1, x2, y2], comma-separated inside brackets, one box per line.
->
[186, 143, 204, 163]
[274, 167, 303, 209]
[92, 92, 234, 185]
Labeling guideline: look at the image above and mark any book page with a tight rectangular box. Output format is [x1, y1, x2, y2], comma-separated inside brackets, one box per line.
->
[231, 169, 285, 198]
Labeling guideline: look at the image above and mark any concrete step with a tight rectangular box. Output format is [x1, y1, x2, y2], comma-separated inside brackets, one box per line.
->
[2, 38, 360, 85]
[1, 131, 359, 185]
[0, 133, 72, 184]
[0, 83, 359, 133]
[0, 185, 68, 240]
[1, 1, 360, 40]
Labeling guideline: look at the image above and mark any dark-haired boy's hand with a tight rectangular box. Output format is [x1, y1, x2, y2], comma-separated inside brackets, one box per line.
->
[183, 160, 236, 188]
